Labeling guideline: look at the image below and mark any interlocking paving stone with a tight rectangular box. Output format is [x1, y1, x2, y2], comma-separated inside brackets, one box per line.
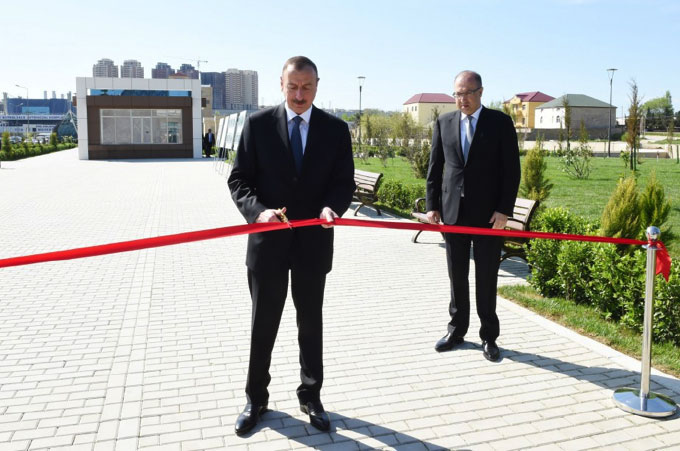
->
[0, 149, 678, 450]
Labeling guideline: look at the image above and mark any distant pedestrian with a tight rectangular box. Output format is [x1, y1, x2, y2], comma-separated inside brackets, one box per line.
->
[203, 128, 215, 157]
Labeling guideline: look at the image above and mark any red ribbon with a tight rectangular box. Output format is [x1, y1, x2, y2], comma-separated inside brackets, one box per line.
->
[0, 217, 672, 281]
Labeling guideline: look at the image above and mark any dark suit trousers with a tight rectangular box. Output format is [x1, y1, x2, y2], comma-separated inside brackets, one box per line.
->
[245, 268, 326, 405]
[444, 198, 502, 342]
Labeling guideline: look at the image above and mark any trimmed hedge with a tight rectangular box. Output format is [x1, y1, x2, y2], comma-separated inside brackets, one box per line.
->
[0, 143, 76, 161]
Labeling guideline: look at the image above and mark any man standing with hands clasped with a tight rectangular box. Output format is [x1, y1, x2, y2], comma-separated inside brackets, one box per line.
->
[426, 70, 520, 362]
[228, 56, 355, 435]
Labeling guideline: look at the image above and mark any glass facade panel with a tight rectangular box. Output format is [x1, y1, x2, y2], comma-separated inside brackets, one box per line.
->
[152, 118, 164, 144]
[102, 117, 115, 144]
[115, 117, 131, 143]
[168, 120, 181, 144]
[143, 118, 152, 144]
[100, 109, 182, 145]
[132, 117, 143, 144]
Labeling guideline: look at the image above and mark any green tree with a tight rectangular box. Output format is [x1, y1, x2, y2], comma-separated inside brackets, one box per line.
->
[639, 170, 672, 239]
[519, 140, 553, 203]
[2, 131, 11, 153]
[561, 119, 593, 179]
[601, 176, 640, 247]
[430, 106, 441, 124]
[562, 96, 572, 153]
[667, 115, 675, 158]
[50, 132, 58, 149]
[642, 91, 673, 131]
[626, 80, 642, 172]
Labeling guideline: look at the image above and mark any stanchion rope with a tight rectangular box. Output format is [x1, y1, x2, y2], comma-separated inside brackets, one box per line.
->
[0, 217, 671, 280]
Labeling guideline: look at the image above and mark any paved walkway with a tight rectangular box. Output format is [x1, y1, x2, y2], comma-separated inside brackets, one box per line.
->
[0, 149, 678, 451]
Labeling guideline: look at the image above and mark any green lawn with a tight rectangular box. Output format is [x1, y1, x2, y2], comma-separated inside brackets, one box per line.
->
[498, 285, 680, 377]
[355, 156, 424, 187]
[355, 155, 680, 256]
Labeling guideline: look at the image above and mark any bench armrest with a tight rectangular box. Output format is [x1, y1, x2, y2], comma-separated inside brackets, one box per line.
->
[413, 197, 426, 213]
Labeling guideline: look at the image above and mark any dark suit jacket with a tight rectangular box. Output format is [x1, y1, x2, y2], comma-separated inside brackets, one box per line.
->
[426, 107, 521, 226]
[228, 104, 355, 274]
[203, 132, 214, 148]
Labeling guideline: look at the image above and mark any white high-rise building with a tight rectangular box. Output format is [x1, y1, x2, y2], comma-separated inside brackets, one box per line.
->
[224, 68, 259, 110]
[121, 59, 144, 78]
[92, 58, 119, 77]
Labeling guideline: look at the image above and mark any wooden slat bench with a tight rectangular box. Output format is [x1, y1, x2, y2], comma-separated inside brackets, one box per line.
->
[353, 169, 383, 216]
[411, 197, 539, 263]
[500, 197, 539, 263]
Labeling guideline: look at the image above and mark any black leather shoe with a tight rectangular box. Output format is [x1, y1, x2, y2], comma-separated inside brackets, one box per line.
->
[435, 333, 464, 352]
[482, 341, 500, 362]
[300, 400, 330, 431]
[235, 403, 268, 435]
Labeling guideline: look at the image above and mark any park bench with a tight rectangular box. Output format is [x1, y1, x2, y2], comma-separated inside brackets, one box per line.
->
[410, 197, 539, 263]
[353, 169, 383, 216]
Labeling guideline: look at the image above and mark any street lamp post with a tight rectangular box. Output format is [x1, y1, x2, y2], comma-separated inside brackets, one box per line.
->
[607, 68, 617, 158]
[15, 84, 29, 139]
[357, 76, 366, 155]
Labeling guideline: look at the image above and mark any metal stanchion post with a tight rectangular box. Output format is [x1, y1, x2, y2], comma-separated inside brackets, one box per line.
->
[612, 226, 678, 418]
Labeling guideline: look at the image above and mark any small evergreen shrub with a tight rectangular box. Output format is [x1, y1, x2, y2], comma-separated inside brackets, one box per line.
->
[638, 171, 672, 238]
[519, 144, 553, 203]
[601, 176, 640, 246]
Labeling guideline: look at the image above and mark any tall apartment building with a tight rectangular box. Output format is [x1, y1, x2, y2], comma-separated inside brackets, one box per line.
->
[92, 58, 119, 77]
[200, 72, 226, 110]
[178, 64, 199, 79]
[121, 59, 144, 78]
[224, 68, 258, 110]
[151, 62, 175, 79]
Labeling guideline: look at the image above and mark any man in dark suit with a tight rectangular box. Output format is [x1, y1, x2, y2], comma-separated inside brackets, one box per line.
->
[426, 70, 520, 362]
[203, 128, 215, 157]
[227, 56, 355, 435]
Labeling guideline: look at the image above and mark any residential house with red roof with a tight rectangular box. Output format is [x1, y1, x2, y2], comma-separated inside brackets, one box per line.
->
[403, 93, 457, 126]
[504, 91, 554, 129]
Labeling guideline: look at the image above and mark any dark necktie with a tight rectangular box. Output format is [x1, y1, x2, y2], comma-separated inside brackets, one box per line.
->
[291, 116, 304, 174]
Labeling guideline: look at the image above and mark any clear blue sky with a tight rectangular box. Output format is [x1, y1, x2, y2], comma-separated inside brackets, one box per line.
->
[3, 0, 679, 114]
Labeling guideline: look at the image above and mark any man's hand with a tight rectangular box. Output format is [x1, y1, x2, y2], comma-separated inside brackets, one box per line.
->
[489, 211, 508, 229]
[320, 207, 338, 228]
[256, 207, 287, 223]
[426, 210, 441, 224]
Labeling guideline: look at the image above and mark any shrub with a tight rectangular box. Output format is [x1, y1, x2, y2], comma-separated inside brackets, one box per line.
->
[0, 150, 7, 161]
[377, 180, 425, 211]
[519, 144, 552, 203]
[12, 148, 25, 159]
[528, 205, 680, 346]
[601, 176, 640, 246]
[50, 132, 58, 149]
[587, 243, 645, 320]
[560, 120, 593, 179]
[556, 240, 594, 303]
[527, 207, 592, 297]
[638, 170, 672, 238]
[404, 141, 430, 179]
[1, 131, 11, 153]
[652, 263, 680, 345]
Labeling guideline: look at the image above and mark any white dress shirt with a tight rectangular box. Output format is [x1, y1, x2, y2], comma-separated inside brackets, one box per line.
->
[460, 105, 483, 154]
[285, 103, 312, 154]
